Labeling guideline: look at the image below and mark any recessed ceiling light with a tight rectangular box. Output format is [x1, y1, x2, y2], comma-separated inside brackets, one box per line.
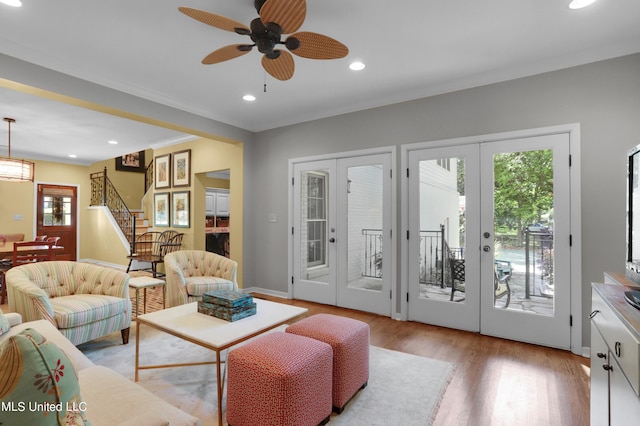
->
[349, 62, 366, 71]
[0, 0, 22, 7]
[243, 94, 256, 102]
[68, 154, 78, 158]
[569, 0, 597, 9]
[108, 140, 118, 145]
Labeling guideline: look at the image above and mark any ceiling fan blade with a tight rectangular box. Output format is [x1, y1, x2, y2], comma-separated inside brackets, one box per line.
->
[179, 7, 250, 34]
[287, 32, 349, 59]
[261, 50, 295, 81]
[259, 0, 306, 34]
[202, 45, 253, 64]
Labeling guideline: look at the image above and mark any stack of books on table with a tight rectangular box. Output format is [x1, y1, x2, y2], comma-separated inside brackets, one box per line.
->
[197, 290, 256, 321]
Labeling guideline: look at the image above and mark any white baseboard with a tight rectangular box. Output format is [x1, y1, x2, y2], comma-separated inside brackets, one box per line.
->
[242, 287, 289, 299]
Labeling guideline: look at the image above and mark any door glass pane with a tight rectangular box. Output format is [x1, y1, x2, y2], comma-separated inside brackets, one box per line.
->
[347, 164, 383, 291]
[300, 171, 329, 282]
[418, 157, 466, 303]
[492, 149, 554, 315]
[43, 195, 72, 226]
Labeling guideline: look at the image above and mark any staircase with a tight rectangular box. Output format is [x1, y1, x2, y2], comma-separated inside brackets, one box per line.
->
[132, 211, 152, 238]
[90, 167, 151, 246]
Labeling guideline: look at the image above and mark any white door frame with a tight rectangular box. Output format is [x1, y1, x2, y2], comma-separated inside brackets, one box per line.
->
[288, 146, 397, 315]
[400, 124, 583, 355]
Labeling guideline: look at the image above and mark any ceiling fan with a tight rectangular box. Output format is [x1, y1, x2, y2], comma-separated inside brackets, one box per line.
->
[179, 0, 349, 81]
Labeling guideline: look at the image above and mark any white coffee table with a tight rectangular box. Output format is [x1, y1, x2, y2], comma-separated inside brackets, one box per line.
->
[134, 298, 308, 426]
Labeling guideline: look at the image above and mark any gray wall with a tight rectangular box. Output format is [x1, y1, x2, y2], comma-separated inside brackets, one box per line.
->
[246, 53, 640, 347]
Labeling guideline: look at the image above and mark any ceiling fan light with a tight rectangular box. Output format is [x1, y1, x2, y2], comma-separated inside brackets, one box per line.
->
[569, 0, 598, 9]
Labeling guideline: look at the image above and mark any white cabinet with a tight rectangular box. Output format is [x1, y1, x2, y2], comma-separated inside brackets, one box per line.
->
[591, 327, 610, 426]
[205, 189, 230, 217]
[205, 192, 216, 216]
[591, 283, 640, 426]
[215, 192, 230, 216]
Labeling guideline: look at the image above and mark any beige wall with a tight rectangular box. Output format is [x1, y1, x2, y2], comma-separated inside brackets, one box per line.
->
[0, 159, 88, 244]
[0, 141, 244, 288]
[142, 138, 244, 286]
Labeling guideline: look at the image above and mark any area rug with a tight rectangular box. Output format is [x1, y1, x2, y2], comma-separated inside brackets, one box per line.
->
[79, 324, 454, 426]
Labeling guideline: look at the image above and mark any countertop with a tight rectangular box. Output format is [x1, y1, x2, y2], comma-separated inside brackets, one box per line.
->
[206, 227, 229, 234]
[593, 277, 640, 339]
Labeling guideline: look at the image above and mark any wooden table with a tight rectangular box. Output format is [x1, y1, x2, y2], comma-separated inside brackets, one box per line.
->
[135, 299, 308, 426]
[0, 241, 63, 257]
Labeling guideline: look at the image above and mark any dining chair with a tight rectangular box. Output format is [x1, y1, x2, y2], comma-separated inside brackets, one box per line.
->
[46, 236, 61, 246]
[0, 266, 10, 305]
[34, 235, 48, 241]
[12, 240, 54, 267]
[0, 235, 10, 304]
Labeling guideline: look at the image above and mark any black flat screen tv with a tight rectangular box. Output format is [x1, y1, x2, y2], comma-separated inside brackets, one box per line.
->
[627, 144, 640, 285]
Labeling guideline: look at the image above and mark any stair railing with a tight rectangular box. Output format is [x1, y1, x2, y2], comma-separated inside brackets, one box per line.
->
[90, 167, 136, 244]
[145, 160, 154, 193]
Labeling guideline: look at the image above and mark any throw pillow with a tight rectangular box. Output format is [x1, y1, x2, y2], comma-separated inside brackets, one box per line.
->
[0, 328, 90, 425]
[0, 310, 9, 336]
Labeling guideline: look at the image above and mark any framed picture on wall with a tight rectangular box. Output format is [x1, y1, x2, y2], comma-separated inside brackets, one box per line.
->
[115, 151, 145, 173]
[172, 149, 191, 187]
[172, 191, 190, 228]
[154, 192, 170, 227]
[155, 154, 171, 189]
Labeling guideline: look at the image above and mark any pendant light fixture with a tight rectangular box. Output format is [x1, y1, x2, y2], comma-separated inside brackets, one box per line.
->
[0, 117, 35, 182]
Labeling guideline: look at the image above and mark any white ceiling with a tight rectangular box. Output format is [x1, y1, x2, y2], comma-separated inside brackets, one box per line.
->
[1, 0, 640, 165]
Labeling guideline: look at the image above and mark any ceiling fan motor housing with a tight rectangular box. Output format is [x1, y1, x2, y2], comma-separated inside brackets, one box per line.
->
[249, 18, 295, 56]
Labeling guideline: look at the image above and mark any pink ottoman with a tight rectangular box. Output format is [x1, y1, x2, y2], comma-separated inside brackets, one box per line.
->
[286, 313, 370, 413]
[226, 331, 332, 426]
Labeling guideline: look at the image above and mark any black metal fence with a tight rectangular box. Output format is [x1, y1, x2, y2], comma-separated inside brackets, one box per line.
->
[362, 229, 383, 278]
[362, 224, 463, 289]
[525, 228, 554, 298]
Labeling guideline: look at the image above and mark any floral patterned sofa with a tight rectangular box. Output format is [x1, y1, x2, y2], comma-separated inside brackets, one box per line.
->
[6, 261, 131, 346]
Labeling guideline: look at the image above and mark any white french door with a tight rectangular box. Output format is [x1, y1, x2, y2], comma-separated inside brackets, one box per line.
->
[291, 152, 394, 316]
[479, 135, 571, 348]
[407, 144, 481, 331]
[292, 159, 337, 306]
[407, 133, 573, 349]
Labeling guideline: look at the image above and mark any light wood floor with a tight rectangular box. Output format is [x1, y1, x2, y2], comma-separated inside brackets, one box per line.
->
[255, 294, 591, 426]
[2, 293, 590, 425]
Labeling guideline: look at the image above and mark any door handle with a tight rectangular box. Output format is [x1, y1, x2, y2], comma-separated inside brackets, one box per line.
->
[483, 245, 491, 252]
[329, 238, 336, 243]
